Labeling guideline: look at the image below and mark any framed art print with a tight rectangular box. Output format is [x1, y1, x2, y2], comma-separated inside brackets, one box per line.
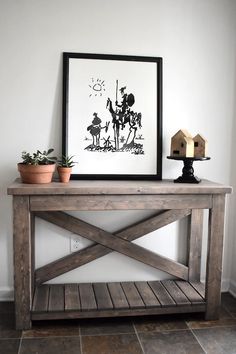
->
[62, 52, 162, 180]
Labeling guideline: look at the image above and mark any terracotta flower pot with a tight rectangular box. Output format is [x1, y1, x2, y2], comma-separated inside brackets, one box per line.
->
[57, 166, 72, 183]
[18, 163, 56, 184]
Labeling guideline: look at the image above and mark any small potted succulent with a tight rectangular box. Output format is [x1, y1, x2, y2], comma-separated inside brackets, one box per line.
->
[57, 155, 77, 183]
[18, 148, 57, 184]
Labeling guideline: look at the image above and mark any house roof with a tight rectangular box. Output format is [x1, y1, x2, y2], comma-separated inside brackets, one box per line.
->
[172, 129, 193, 140]
[193, 134, 207, 142]
[184, 137, 194, 145]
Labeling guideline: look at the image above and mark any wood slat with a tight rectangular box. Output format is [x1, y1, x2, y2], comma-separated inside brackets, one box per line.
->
[107, 283, 129, 309]
[32, 285, 49, 312]
[190, 282, 205, 299]
[93, 283, 113, 310]
[30, 194, 212, 211]
[162, 280, 190, 306]
[121, 282, 144, 308]
[48, 285, 65, 312]
[176, 281, 204, 304]
[135, 282, 160, 308]
[65, 284, 80, 311]
[148, 281, 176, 307]
[35, 210, 190, 285]
[79, 283, 97, 311]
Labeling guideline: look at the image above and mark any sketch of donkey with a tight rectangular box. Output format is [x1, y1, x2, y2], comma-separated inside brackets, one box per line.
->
[87, 113, 109, 146]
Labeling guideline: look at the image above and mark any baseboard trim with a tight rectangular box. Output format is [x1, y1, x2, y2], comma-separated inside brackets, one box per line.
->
[201, 278, 230, 293]
[229, 280, 236, 298]
[221, 278, 230, 292]
[0, 287, 14, 301]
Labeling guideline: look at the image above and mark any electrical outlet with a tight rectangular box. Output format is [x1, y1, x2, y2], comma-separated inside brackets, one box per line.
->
[70, 235, 81, 252]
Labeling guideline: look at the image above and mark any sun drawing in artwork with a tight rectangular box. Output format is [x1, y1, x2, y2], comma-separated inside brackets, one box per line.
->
[89, 78, 106, 97]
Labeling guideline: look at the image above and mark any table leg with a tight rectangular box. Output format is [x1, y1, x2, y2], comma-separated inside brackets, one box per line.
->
[13, 196, 32, 329]
[205, 195, 225, 320]
[188, 209, 203, 281]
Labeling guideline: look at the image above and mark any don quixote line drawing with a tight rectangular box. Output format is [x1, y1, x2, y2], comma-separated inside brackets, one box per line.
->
[85, 80, 144, 155]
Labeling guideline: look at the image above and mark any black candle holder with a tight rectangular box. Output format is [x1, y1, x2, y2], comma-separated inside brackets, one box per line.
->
[167, 156, 211, 183]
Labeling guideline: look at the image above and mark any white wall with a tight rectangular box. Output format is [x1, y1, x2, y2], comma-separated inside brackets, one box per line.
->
[0, 0, 236, 299]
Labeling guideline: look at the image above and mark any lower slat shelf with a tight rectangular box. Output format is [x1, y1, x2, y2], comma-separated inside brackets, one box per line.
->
[31, 280, 206, 321]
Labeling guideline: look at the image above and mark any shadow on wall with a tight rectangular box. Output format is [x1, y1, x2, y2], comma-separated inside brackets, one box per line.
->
[49, 53, 63, 158]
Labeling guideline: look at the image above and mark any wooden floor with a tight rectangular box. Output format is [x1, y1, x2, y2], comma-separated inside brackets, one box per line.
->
[32, 280, 206, 320]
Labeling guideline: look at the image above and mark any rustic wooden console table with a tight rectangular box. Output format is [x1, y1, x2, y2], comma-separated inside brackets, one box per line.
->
[8, 179, 232, 330]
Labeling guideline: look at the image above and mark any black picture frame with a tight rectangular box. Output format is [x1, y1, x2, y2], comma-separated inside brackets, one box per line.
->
[62, 52, 162, 180]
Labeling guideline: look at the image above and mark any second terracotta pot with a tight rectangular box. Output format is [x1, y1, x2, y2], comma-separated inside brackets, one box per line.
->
[57, 166, 72, 183]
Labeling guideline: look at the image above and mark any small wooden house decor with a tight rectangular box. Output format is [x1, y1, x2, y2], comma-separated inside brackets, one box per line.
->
[170, 130, 208, 158]
[193, 134, 208, 157]
[170, 129, 194, 157]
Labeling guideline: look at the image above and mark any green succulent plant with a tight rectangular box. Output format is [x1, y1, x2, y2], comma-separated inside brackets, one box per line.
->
[21, 149, 57, 165]
[57, 155, 77, 168]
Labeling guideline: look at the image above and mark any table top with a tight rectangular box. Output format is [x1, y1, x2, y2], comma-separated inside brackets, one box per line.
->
[7, 179, 232, 196]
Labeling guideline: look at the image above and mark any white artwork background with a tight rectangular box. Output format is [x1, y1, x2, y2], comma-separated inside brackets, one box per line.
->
[68, 58, 158, 175]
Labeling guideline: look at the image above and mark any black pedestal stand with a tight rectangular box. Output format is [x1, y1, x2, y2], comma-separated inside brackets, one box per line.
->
[167, 156, 211, 184]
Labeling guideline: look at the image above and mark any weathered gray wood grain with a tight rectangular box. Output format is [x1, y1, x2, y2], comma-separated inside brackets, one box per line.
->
[121, 282, 144, 308]
[31, 281, 206, 320]
[30, 194, 212, 211]
[48, 284, 64, 312]
[93, 283, 113, 310]
[135, 281, 161, 308]
[107, 283, 129, 309]
[8, 179, 232, 195]
[176, 281, 204, 304]
[32, 285, 49, 312]
[188, 209, 203, 281]
[79, 283, 97, 311]
[205, 195, 226, 320]
[65, 284, 80, 311]
[13, 196, 32, 329]
[162, 280, 191, 306]
[148, 281, 176, 307]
